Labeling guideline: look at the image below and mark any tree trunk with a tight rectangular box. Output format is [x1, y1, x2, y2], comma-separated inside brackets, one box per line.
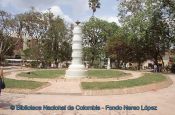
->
[159, 54, 164, 72]
[153, 55, 159, 72]
[0, 53, 4, 66]
[91, 57, 94, 68]
[124, 63, 127, 70]
[159, 54, 164, 68]
[116, 59, 120, 69]
[138, 62, 141, 70]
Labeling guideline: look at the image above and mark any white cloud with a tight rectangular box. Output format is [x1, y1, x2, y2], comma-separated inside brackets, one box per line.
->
[50, 6, 63, 16]
[71, 0, 89, 15]
[43, 6, 73, 23]
[56, 0, 89, 15]
[0, 0, 88, 22]
[0, 0, 57, 8]
[100, 16, 121, 26]
[0, 0, 10, 7]
[0, 0, 89, 16]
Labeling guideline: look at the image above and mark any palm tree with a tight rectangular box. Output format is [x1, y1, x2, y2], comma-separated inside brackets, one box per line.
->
[89, 0, 101, 16]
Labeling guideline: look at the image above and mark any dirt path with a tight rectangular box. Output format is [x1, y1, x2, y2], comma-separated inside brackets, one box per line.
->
[0, 68, 175, 115]
[4, 68, 144, 94]
[0, 74, 174, 115]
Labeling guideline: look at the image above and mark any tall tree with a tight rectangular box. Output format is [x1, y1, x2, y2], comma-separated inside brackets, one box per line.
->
[43, 16, 71, 66]
[16, 8, 50, 60]
[0, 8, 73, 66]
[118, 0, 175, 69]
[0, 10, 19, 65]
[146, 9, 171, 67]
[106, 29, 132, 68]
[88, 0, 101, 16]
[82, 17, 118, 67]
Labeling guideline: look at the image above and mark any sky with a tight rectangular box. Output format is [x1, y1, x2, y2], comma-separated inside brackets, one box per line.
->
[0, 0, 120, 25]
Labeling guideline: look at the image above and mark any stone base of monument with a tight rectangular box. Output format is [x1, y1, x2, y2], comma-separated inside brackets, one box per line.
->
[65, 64, 87, 79]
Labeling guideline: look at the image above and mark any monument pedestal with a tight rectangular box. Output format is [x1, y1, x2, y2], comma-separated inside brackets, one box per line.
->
[65, 21, 86, 79]
[65, 64, 86, 78]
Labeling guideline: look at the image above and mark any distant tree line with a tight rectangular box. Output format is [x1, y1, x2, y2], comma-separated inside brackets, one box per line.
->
[83, 0, 175, 69]
[0, 0, 175, 69]
[0, 7, 72, 67]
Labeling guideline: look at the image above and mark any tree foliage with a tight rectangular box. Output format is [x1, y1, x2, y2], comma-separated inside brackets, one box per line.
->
[118, 0, 175, 69]
[0, 10, 18, 64]
[88, 0, 101, 16]
[106, 29, 132, 68]
[43, 16, 71, 64]
[0, 8, 72, 66]
[82, 17, 119, 67]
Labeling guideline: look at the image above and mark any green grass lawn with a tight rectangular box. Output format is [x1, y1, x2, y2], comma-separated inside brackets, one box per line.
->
[18, 69, 65, 78]
[4, 78, 47, 89]
[87, 69, 127, 78]
[81, 73, 167, 90]
[18, 69, 126, 79]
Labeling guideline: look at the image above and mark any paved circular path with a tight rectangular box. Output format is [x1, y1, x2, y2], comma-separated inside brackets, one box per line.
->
[3, 68, 143, 95]
[0, 67, 175, 115]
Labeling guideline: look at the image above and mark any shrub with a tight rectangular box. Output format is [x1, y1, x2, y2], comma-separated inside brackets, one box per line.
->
[171, 64, 175, 73]
[30, 61, 39, 68]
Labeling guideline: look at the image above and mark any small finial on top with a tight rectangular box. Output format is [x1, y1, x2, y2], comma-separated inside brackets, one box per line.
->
[75, 20, 81, 25]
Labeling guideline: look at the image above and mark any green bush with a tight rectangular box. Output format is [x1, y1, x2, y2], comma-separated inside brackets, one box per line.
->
[30, 61, 39, 68]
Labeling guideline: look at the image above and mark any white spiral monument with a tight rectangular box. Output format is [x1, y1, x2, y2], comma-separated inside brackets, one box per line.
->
[65, 21, 86, 78]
